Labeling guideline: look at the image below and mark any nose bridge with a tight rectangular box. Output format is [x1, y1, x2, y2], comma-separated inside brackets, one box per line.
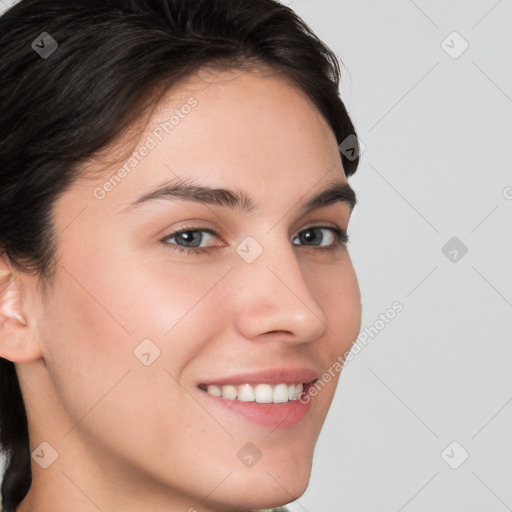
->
[232, 232, 329, 342]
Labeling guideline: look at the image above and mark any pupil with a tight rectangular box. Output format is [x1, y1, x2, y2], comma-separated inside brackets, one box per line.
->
[178, 231, 201, 247]
[301, 228, 321, 246]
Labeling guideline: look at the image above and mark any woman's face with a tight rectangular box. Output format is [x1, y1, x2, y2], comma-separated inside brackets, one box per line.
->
[21, 67, 361, 511]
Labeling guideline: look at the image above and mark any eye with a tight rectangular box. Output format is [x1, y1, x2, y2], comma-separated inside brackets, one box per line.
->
[160, 225, 349, 255]
[292, 226, 349, 252]
[161, 227, 218, 255]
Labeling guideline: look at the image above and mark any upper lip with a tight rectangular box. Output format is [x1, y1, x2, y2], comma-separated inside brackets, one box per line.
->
[197, 367, 319, 386]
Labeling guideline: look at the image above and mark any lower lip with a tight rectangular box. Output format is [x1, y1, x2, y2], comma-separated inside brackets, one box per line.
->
[198, 383, 313, 429]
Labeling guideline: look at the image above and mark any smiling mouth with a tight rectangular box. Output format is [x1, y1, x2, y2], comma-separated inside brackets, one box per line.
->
[197, 380, 318, 404]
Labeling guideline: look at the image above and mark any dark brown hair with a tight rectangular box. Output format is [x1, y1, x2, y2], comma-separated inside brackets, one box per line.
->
[0, 1, 359, 510]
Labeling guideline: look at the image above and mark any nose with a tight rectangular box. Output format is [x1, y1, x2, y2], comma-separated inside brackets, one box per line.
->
[231, 235, 329, 344]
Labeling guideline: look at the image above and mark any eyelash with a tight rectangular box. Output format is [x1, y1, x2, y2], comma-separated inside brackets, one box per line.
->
[160, 225, 349, 255]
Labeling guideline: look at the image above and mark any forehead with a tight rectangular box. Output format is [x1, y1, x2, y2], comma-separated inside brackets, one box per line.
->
[66, 66, 348, 222]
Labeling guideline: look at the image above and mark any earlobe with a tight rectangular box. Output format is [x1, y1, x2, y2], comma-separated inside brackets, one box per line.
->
[0, 252, 44, 363]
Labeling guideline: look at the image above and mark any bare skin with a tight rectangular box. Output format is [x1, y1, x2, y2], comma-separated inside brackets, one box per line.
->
[0, 66, 361, 512]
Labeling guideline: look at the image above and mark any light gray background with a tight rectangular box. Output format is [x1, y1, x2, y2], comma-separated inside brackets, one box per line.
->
[1, 1, 511, 511]
[285, 1, 512, 511]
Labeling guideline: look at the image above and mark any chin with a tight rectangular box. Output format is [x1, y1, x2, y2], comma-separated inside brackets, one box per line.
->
[209, 485, 308, 512]
[206, 456, 312, 511]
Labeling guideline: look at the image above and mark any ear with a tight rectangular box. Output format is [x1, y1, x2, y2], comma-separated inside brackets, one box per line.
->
[0, 251, 44, 363]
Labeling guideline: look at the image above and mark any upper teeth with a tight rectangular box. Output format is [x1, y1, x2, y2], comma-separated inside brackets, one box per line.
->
[204, 383, 304, 403]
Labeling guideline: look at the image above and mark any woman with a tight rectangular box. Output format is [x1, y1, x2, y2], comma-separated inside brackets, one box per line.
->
[0, 0, 362, 510]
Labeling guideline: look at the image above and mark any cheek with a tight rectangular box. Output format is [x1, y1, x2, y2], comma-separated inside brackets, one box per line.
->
[39, 262, 219, 462]
[39, 268, 136, 422]
[335, 265, 362, 345]
[306, 254, 362, 350]
[40, 252, 230, 431]
[295, 255, 361, 408]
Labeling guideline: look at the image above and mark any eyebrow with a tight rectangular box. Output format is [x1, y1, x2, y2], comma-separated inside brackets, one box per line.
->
[121, 177, 357, 216]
